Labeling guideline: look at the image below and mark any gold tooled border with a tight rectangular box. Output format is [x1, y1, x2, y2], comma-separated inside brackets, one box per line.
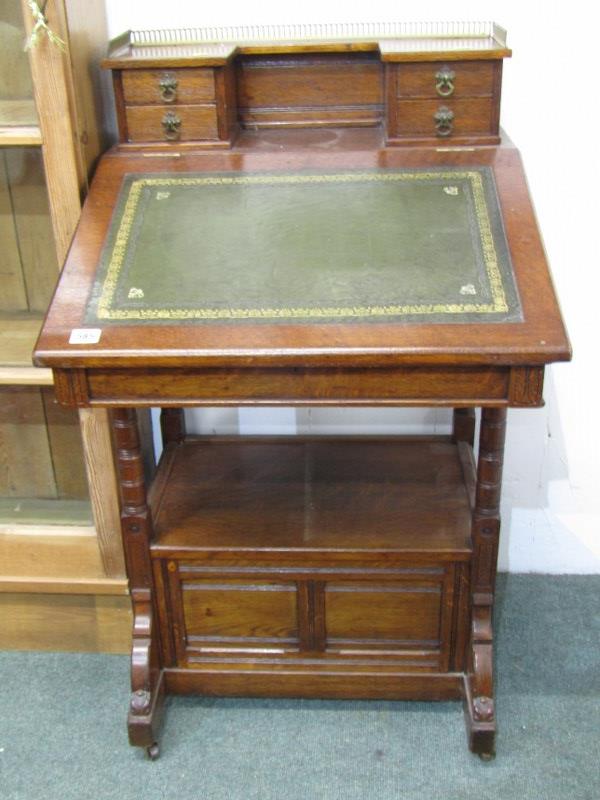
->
[97, 171, 508, 320]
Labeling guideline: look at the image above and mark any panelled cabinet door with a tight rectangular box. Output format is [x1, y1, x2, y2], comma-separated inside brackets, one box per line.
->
[160, 558, 463, 677]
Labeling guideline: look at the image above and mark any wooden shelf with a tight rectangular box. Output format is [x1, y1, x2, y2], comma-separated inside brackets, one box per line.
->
[150, 437, 473, 558]
[0, 577, 128, 594]
[0, 125, 42, 146]
[0, 100, 40, 145]
[0, 316, 52, 384]
[0, 497, 93, 526]
[0, 521, 127, 597]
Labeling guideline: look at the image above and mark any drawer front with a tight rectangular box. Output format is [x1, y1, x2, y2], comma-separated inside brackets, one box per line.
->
[395, 97, 495, 138]
[122, 68, 216, 105]
[125, 104, 219, 142]
[397, 61, 496, 99]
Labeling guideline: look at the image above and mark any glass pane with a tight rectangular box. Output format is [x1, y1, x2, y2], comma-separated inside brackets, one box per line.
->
[0, 386, 91, 517]
[0, 1, 37, 126]
[0, 147, 58, 315]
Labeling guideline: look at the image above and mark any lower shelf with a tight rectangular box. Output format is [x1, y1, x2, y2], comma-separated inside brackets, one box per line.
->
[149, 436, 474, 686]
[150, 436, 473, 556]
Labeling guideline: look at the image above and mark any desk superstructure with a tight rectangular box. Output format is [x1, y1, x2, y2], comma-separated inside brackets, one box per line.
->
[105, 20, 509, 149]
[34, 22, 570, 760]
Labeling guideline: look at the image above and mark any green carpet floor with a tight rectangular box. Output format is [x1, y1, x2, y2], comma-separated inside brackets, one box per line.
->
[1, 574, 599, 800]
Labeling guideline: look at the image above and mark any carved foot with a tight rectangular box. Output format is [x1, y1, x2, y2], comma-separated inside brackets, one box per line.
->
[463, 678, 496, 758]
[131, 688, 152, 716]
[128, 671, 166, 751]
[473, 695, 494, 722]
[127, 589, 166, 754]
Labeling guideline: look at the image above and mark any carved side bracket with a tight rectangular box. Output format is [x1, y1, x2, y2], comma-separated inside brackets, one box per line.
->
[112, 408, 166, 755]
[127, 588, 165, 751]
[464, 407, 506, 758]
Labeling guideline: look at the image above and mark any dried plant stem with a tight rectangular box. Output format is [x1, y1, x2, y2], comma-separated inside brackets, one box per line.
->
[25, 0, 66, 52]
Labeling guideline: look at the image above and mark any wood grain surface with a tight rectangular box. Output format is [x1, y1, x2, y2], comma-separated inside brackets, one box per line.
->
[396, 60, 496, 97]
[150, 437, 472, 556]
[122, 67, 216, 105]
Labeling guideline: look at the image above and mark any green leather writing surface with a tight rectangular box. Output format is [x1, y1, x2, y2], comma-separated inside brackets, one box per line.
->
[85, 168, 521, 324]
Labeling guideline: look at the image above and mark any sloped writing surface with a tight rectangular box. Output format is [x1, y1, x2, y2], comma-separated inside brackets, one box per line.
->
[85, 167, 520, 325]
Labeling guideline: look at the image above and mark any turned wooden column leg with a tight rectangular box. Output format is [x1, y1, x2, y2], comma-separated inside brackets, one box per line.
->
[113, 408, 165, 759]
[463, 407, 507, 759]
[452, 408, 476, 446]
[160, 408, 186, 445]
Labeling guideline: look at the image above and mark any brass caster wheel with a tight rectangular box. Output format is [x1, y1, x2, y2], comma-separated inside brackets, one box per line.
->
[478, 751, 495, 762]
[146, 742, 160, 761]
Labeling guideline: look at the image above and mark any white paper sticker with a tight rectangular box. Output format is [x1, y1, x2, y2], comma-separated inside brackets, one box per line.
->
[69, 328, 102, 345]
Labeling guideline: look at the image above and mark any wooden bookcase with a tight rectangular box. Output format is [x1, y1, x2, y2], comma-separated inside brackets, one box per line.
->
[0, 0, 130, 652]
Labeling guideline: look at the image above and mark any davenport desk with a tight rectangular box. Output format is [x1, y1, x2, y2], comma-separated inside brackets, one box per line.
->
[34, 23, 570, 759]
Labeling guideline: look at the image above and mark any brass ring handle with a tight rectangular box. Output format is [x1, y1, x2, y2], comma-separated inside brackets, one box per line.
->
[435, 68, 455, 97]
[161, 111, 182, 140]
[159, 73, 178, 103]
[434, 106, 454, 137]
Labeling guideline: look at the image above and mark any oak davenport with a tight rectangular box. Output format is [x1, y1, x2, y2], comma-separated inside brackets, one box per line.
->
[34, 23, 570, 760]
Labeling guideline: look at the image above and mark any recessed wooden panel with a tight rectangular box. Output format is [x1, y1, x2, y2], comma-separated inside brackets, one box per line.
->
[237, 54, 383, 128]
[125, 104, 219, 142]
[325, 581, 441, 644]
[122, 67, 216, 105]
[182, 578, 298, 643]
[395, 97, 495, 137]
[397, 61, 496, 98]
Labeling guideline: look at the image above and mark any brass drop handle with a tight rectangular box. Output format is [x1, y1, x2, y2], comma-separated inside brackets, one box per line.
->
[159, 73, 178, 103]
[435, 68, 455, 97]
[434, 106, 454, 137]
[161, 111, 182, 140]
